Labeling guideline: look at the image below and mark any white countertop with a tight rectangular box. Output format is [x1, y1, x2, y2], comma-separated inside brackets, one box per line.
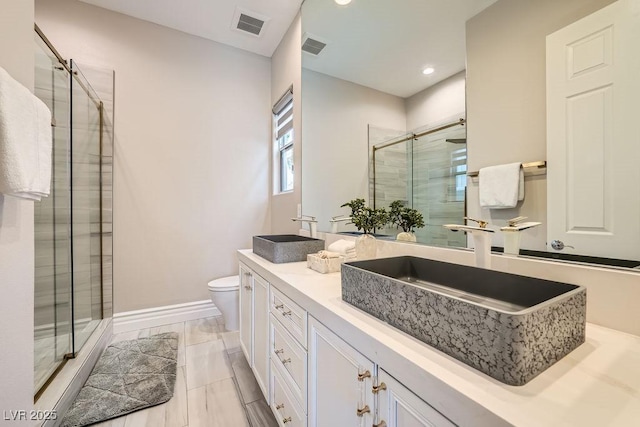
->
[238, 249, 640, 427]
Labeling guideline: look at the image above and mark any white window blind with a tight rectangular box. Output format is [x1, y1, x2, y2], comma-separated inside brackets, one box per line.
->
[274, 87, 294, 193]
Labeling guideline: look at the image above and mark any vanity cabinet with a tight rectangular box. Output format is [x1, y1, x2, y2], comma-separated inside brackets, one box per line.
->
[270, 285, 308, 425]
[376, 369, 455, 427]
[241, 257, 455, 427]
[308, 316, 376, 427]
[239, 264, 252, 364]
[238, 263, 269, 399]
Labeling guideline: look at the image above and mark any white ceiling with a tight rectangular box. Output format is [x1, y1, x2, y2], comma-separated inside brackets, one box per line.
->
[77, 0, 304, 57]
[302, 0, 499, 98]
[76, 0, 498, 98]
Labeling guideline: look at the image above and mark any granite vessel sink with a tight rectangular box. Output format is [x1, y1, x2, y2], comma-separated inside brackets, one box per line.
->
[341, 256, 586, 385]
[253, 234, 325, 264]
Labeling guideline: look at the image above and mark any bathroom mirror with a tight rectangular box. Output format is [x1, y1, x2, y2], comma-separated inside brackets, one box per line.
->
[301, 0, 640, 271]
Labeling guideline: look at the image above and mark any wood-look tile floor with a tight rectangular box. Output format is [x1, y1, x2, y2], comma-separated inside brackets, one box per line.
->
[93, 317, 278, 427]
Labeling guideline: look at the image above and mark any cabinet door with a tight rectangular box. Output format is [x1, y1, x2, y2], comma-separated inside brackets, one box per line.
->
[239, 264, 253, 365]
[253, 272, 270, 401]
[376, 369, 454, 427]
[308, 316, 375, 427]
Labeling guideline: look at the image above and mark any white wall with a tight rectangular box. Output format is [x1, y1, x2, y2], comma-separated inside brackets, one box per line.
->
[405, 71, 466, 131]
[465, 0, 615, 250]
[0, 0, 36, 420]
[270, 13, 302, 234]
[301, 69, 406, 231]
[36, 0, 272, 313]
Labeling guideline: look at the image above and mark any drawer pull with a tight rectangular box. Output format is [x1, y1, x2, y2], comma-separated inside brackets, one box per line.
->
[274, 348, 285, 355]
[356, 405, 371, 417]
[373, 421, 387, 427]
[276, 403, 285, 410]
[281, 357, 291, 365]
[244, 285, 252, 290]
[372, 382, 387, 394]
[274, 303, 284, 310]
[282, 310, 292, 316]
[282, 416, 292, 424]
[357, 370, 371, 381]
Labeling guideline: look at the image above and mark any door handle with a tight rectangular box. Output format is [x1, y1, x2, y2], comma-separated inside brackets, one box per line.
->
[550, 240, 575, 250]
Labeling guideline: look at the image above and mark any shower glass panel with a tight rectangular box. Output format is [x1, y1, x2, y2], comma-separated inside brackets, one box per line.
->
[371, 120, 467, 247]
[34, 29, 110, 397]
[69, 59, 103, 352]
[34, 35, 72, 392]
[412, 125, 467, 247]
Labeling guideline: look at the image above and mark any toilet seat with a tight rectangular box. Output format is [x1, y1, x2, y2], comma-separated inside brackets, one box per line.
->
[207, 275, 239, 292]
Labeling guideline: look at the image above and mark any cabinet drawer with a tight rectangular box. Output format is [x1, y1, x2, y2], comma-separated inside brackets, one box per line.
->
[270, 313, 307, 412]
[270, 360, 307, 427]
[270, 286, 307, 348]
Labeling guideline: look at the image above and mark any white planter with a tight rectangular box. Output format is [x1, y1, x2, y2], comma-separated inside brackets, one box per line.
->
[355, 234, 377, 260]
[396, 232, 417, 242]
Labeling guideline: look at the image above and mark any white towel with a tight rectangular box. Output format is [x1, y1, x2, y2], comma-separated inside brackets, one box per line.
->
[317, 250, 341, 259]
[0, 66, 53, 201]
[479, 163, 524, 209]
[328, 239, 356, 255]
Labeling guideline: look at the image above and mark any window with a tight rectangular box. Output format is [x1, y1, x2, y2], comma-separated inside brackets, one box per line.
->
[450, 147, 467, 202]
[273, 87, 294, 193]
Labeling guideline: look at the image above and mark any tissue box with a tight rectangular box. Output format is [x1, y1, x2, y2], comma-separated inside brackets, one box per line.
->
[307, 253, 344, 274]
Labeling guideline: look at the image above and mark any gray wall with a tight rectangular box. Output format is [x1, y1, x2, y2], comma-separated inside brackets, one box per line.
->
[36, 0, 273, 313]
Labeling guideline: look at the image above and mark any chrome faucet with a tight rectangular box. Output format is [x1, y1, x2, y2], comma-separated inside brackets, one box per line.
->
[291, 215, 318, 238]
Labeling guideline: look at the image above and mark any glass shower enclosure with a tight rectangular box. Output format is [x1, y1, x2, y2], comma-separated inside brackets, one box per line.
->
[33, 27, 113, 397]
[371, 119, 467, 247]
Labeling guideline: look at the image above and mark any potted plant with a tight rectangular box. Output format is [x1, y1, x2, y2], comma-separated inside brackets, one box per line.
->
[389, 200, 425, 242]
[340, 198, 389, 259]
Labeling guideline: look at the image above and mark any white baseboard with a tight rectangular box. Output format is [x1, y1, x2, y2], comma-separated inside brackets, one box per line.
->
[113, 300, 221, 334]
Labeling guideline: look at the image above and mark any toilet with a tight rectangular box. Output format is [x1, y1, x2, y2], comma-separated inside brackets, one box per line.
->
[207, 275, 239, 331]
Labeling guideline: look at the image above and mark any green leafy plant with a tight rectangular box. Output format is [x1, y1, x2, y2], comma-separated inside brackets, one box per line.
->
[389, 200, 425, 233]
[340, 198, 389, 234]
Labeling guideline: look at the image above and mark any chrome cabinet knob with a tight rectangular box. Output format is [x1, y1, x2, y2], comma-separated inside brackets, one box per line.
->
[550, 240, 575, 250]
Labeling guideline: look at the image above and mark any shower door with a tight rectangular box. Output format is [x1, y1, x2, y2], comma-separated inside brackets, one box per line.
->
[34, 32, 106, 397]
[69, 60, 103, 352]
[412, 124, 467, 247]
[371, 120, 467, 247]
[34, 33, 73, 393]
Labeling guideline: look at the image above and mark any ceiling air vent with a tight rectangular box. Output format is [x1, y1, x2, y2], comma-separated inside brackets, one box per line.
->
[232, 8, 269, 37]
[302, 33, 328, 56]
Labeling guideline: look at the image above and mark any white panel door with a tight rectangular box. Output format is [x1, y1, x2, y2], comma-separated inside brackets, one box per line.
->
[239, 264, 253, 365]
[546, 0, 640, 259]
[252, 272, 270, 401]
[308, 316, 375, 427]
[376, 369, 454, 427]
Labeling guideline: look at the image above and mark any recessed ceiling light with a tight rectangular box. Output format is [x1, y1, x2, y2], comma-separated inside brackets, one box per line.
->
[422, 67, 435, 75]
[335, 0, 352, 5]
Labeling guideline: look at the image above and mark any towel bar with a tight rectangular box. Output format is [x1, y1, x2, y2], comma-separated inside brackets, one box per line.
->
[468, 161, 546, 182]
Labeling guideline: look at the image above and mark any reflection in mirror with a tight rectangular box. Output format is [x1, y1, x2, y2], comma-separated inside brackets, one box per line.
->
[370, 120, 467, 248]
[301, 0, 640, 271]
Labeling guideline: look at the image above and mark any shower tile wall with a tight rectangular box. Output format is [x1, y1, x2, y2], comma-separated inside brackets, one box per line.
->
[369, 126, 407, 210]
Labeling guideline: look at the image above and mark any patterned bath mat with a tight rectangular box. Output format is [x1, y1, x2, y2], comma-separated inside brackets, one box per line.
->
[61, 332, 179, 427]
